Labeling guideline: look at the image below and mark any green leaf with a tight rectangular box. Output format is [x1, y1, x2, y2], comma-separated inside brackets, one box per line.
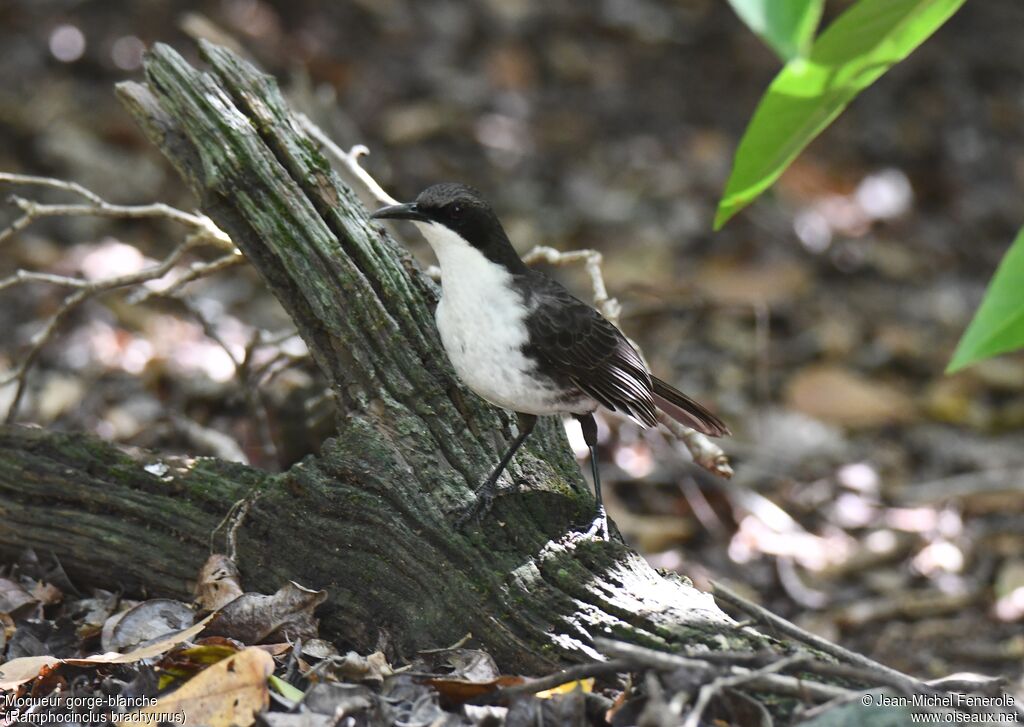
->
[715, 0, 968, 230]
[947, 226, 1024, 373]
[727, 0, 825, 62]
[268, 674, 305, 702]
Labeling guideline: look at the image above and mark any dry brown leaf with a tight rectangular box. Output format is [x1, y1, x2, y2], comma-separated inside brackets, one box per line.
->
[66, 614, 213, 664]
[195, 554, 245, 612]
[426, 675, 525, 705]
[0, 655, 59, 691]
[256, 643, 293, 657]
[300, 638, 338, 660]
[104, 598, 194, 652]
[438, 651, 497, 688]
[203, 581, 326, 644]
[126, 646, 274, 727]
[0, 614, 214, 690]
[31, 581, 63, 606]
[0, 577, 38, 616]
[328, 650, 393, 684]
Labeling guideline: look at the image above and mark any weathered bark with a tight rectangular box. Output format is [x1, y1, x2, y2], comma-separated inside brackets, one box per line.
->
[0, 42, 770, 672]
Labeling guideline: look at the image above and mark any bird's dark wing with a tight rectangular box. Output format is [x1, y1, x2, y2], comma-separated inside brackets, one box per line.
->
[519, 272, 659, 427]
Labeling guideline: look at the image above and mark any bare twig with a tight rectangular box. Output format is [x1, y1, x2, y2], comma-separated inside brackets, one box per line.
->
[295, 115, 398, 206]
[0, 173, 245, 422]
[226, 493, 259, 562]
[0, 173, 104, 204]
[593, 638, 719, 674]
[594, 638, 852, 703]
[710, 581, 926, 693]
[0, 236, 200, 421]
[129, 251, 244, 304]
[0, 172, 232, 248]
[209, 498, 244, 555]
[682, 654, 806, 727]
[521, 245, 620, 322]
[0, 270, 93, 291]
[181, 300, 280, 466]
[706, 584, 1024, 720]
[208, 491, 262, 561]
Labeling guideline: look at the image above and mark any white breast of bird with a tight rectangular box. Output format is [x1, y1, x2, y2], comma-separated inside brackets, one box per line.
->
[416, 221, 592, 417]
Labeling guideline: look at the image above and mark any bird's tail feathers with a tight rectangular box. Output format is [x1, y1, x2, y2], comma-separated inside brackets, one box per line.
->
[651, 376, 730, 437]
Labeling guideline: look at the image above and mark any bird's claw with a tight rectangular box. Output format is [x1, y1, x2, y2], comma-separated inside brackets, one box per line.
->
[454, 489, 495, 530]
[562, 506, 610, 544]
[583, 507, 610, 541]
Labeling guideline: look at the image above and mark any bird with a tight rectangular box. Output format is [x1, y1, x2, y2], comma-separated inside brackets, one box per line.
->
[371, 183, 728, 538]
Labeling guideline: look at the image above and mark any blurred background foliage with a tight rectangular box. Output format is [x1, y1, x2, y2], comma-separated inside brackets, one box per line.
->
[1, 0, 1024, 687]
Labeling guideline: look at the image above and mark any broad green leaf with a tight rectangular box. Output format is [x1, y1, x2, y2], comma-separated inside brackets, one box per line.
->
[727, 0, 825, 62]
[715, 0, 968, 229]
[947, 226, 1024, 373]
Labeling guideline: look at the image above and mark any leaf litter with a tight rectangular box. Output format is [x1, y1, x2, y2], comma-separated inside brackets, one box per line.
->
[5, 549, 996, 726]
[0, 551, 638, 726]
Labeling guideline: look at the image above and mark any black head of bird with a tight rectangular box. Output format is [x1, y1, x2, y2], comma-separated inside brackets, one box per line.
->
[372, 183, 526, 271]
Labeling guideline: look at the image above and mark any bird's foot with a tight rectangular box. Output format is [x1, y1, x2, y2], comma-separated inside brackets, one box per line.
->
[564, 506, 610, 543]
[583, 506, 610, 541]
[454, 489, 494, 530]
[454, 475, 512, 530]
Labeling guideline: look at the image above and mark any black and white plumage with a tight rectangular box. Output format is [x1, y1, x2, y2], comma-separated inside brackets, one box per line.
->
[372, 183, 728, 537]
[520, 271, 728, 436]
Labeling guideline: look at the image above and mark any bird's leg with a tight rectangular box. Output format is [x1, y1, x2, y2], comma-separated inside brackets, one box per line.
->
[456, 413, 537, 528]
[575, 413, 609, 541]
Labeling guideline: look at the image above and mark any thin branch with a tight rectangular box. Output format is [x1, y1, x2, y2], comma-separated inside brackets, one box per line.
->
[0, 197, 232, 248]
[295, 115, 398, 206]
[129, 251, 245, 304]
[0, 173, 233, 249]
[1, 237, 200, 422]
[0, 270, 91, 292]
[682, 654, 806, 727]
[521, 245, 619, 321]
[0, 172, 104, 204]
[0, 174, 245, 423]
[181, 299, 280, 466]
[0, 173, 227, 246]
[226, 493, 258, 563]
[593, 638, 718, 673]
[710, 581, 926, 693]
[594, 638, 852, 703]
[707, 584, 1024, 720]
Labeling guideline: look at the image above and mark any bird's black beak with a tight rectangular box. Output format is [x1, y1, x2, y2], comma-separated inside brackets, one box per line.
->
[370, 202, 429, 223]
